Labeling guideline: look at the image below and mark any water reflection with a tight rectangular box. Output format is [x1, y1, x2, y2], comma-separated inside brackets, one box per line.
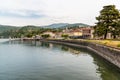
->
[39, 41, 120, 80]
[9, 41, 82, 56]
[92, 54, 120, 80]
[61, 46, 82, 56]
[1, 40, 120, 80]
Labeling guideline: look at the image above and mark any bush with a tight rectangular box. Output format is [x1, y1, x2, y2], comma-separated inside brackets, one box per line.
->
[41, 34, 50, 39]
[117, 44, 120, 47]
[103, 42, 107, 45]
[61, 34, 69, 39]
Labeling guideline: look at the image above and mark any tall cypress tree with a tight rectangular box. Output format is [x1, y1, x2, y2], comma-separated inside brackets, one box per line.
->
[94, 5, 120, 39]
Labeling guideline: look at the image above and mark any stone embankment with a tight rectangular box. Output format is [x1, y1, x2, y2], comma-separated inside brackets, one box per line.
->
[40, 39, 120, 68]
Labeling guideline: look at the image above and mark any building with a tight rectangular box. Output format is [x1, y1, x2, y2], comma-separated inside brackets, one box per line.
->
[62, 27, 94, 39]
[80, 27, 94, 39]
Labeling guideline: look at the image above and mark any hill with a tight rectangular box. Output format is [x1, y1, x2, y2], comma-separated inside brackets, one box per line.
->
[43, 23, 69, 28]
[62, 23, 90, 29]
[0, 23, 90, 33]
[19, 25, 41, 31]
[0, 25, 20, 33]
[42, 23, 90, 29]
[0, 23, 90, 38]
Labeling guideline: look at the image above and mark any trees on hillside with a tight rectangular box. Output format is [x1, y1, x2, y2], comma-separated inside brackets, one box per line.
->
[94, 5, 120, 39]
[41, 34, 50, 39]
[61, 34, 69, 39]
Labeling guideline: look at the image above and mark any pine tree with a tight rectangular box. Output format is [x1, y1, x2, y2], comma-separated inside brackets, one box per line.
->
[94, 5, 120, 39]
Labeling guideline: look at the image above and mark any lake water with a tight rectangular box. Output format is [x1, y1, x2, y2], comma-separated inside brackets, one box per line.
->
[0, 40, 120, 80]
[0, 39, 9, 43]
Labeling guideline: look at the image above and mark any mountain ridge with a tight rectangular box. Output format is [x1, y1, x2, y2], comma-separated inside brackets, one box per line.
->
[0, 23, 90, 33]
[41, 23, 90, 28]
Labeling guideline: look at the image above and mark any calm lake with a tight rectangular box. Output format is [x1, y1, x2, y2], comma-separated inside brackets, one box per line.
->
[0, 40, 120, 80]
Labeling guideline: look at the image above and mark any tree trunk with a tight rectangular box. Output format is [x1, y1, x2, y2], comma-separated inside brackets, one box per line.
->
[113, 35, 116, 39]
[104, 30, 107, 39]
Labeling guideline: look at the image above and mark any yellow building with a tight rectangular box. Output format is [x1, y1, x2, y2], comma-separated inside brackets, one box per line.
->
[73, 31, 82, 36]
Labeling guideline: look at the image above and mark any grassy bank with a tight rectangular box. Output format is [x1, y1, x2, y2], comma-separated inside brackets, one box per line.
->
[84, 39, 120, 48]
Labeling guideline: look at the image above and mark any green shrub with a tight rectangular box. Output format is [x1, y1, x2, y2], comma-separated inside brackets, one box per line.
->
[41, 34, 50, 39]
[103, 42, 107, 45]
[117, 44, 120, 47]
[61, 34, 69, 39]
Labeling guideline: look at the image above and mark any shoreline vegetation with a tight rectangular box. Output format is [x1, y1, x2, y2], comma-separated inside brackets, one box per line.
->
[85, 39, 120, 49]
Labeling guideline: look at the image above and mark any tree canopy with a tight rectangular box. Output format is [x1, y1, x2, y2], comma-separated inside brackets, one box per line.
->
[94, 5, 120, 39]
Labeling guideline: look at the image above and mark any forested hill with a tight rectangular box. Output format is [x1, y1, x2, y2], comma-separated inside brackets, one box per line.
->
[0, 23, 90, 33]
[0, 25, 20, 33]
[42, 23, 90, 28]
[0, 23, 90, 38]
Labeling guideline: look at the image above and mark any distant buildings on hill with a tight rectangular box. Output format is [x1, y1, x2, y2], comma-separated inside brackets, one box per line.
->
[62, 27, 94, 39]
[40, 26, 94, 39]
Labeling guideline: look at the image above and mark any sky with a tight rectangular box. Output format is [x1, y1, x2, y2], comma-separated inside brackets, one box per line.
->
[0, 0, 120, 26]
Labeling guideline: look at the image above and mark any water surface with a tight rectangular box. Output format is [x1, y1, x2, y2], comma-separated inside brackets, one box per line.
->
[0, 40, 120, 80]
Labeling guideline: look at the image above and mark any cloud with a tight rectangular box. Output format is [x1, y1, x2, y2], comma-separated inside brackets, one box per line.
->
[0, 9, 46, 18]
[0, 0, 119, 26]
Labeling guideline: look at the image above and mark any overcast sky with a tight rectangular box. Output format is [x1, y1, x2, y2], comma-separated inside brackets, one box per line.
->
[0, 0, 120, 26]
